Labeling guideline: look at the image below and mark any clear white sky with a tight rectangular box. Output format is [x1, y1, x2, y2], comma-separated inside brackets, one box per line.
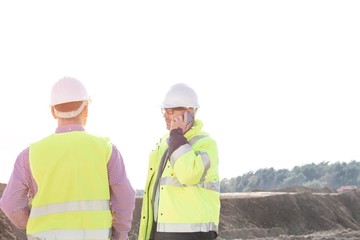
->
[0, 1, 360, 190]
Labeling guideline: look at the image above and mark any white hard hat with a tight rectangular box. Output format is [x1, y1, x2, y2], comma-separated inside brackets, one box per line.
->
[162, 83, 200, 108]
[50, 77, 91, 106]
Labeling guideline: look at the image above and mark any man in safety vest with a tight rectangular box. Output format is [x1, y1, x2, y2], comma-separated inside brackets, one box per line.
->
[138, 83, 220, 240]
[0, 77, 136, 240]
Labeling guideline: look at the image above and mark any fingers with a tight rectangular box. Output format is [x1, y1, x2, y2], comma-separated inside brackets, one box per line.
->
[170, 115, 185, 131]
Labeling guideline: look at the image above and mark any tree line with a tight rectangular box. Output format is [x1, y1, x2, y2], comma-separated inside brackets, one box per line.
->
[220, 160, 360, 193]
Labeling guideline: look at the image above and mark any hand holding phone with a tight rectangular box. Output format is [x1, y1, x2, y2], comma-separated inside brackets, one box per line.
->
[170, 111, 194, 132]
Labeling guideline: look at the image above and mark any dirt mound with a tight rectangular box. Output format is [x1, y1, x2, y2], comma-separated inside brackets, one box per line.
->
[0, 184, 5, 193]
[251, 185, 334, 193]
[218, 191, 360, 239]
[2, 184, 360, 240]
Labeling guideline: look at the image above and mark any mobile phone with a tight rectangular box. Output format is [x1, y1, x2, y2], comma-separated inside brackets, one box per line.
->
[185, 111, 194, 126]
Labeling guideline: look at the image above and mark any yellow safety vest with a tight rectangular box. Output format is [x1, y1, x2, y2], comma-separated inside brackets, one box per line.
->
[27, 131, 112, 240]
[138, 119, 220, 240]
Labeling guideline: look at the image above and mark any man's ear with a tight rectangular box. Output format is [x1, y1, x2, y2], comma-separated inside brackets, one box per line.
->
[51, 107, 58, 119]
[83, 105, 88, 118]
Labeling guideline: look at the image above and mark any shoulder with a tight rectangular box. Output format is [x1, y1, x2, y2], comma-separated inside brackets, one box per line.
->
[111, 143, 121, 154]
[16, 147, 30, 167]
[109, 143, 124, 161]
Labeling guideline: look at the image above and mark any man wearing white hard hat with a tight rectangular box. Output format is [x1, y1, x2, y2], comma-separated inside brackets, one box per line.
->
[0, 77, 136, 240]
[138, 83, 220, 240]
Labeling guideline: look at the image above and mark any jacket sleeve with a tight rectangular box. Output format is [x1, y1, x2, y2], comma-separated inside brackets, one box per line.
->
[0, 148, 32, 229]
[168, 129, 218, 185]
[168, 128, 187, 156]
[107, 145, 136, 240]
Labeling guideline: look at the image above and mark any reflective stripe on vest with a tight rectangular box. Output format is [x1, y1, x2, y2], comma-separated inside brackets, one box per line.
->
[27, 228, 111, 240]
[157, 222, 218, 233]
[160, 176, 220, 192]
[169, 134, 209, 167]
[29, 200, 110, 218]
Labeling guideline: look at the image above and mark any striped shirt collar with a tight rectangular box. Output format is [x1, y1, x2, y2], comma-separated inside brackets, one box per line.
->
[55, 124, 85, 133]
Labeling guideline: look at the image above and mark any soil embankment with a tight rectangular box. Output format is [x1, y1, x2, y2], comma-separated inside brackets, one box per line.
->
[2, 184, 360, 240]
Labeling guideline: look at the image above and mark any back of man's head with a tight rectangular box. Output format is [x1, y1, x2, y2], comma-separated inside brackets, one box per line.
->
[50, 77, 91, 119]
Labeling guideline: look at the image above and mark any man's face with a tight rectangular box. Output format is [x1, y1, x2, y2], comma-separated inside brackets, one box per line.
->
[161, 107, 188, 130]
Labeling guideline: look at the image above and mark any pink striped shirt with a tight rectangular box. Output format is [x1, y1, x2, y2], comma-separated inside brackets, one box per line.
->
[0, 124, 135, 240]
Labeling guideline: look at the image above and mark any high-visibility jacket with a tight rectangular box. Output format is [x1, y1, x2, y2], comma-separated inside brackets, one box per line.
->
[138, 119, 220, 240]
[27, 131, 113, 240]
